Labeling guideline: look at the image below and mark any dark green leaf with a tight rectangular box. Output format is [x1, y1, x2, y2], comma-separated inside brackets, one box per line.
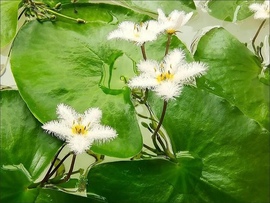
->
[87, 156, 203, 203]
[0, 90, 61, 180]
[0, 90, 58, 202]
[194, 27, 269, 130]
[148, 86, 269, 203]
[0, 1, 20, 47]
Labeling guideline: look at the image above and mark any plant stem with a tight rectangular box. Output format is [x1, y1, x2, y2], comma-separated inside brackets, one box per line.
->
[39, 143, 66, 186]
[141, 43, 147, 60]
[45, 8, 86, 23]
[152, 100, 168, 148]
[252, 19, 266, 56]
[55, 153, 77, 184]
[40, 151, 72, 186]
[165, 34, 172, 56]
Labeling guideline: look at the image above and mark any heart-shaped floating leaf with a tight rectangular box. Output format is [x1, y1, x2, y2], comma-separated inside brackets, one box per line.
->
[87, 156, 203, 203]
[147, 27, 269, 202]
[122, 0, 195, 15]
[206, 0, 264, 22]
[149, 87, 269, 202]
[10, 3, 186, 158]
[0, 90, 54, 200]
[0, 90, 103, 202]
[0, 0, 20, 48]
[194, 27, 269, 130]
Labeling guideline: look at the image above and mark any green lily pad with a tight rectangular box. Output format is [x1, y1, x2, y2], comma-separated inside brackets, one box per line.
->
[194, 27, 269, 130]
[0, 1, 20, 48]
[10, 3, 185, 158]
[206, 0, 264, 22]
[87, 156, 203, 202]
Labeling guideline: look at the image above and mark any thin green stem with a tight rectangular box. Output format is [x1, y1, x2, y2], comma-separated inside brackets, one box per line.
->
[252, 19, 266, 56]
[165, 34, 172, 56]
[45, 8, 86, 23]
[141, 43, 147, 60]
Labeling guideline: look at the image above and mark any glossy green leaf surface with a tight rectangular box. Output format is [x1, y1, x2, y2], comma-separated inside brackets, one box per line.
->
[0, 90, 101, 202]
[0, 90, 61, 180]
[0, 90, 55, 201]
[122, 0, 195, 16]
[206, 0, 264, 21]
[0, 1, 20, 47]
[10, 3, 185, 158]
[147, 28, 269, 202]
[150, 87, 269, 202]
[194, 27, 269, 130]
[87, 156, 203, 202]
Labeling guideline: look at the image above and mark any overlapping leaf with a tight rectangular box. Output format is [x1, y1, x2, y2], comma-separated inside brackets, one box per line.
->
[206, 0, 264, 21]
[87, 156, 203, 203]
[10, 3, 188, 157]
[0, 1, 20, 48]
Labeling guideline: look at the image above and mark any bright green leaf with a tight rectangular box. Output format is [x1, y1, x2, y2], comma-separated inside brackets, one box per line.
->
[10, 3, 185, 158]
[122, 0, 195, 16]
[87, 156, 203, 203]
[194, 27, 269, 130]
[206, 0, 264, 22]
[0, 0, 20, 47]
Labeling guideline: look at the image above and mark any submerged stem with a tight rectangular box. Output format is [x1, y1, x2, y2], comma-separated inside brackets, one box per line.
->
[39, 143, 66, 186]
[152, 100, 168, 140]
[252, 19, 266, 57]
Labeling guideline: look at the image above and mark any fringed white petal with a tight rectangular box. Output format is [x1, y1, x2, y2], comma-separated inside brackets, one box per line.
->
[67, 136, 93, 154]
[42, 120, 71, 140]
[56, 103, 77, 125]
[128, 75, 158, 89]
[249, 1, 270, 19]
[174, 62, 207, 83]
[154, 82, 182, 101]
[107, 20, 161, 45]
[82, 107, 102, 127]
[163, 49, 186, 72]
[89, 125, 117, 143]
[137, 59, 159, 76]
[180, 12, 193, 26]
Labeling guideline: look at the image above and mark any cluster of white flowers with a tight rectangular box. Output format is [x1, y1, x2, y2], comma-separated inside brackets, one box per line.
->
[107, 9, 193, 45]
[249, 0, 270, 20]
[128, 49, 208, 101]
[42, 104, 117, 154]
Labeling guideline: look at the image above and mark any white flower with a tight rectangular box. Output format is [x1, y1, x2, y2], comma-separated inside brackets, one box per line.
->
[128, 49, 207, 101]
[107, 20, 162, 46]
[157, 8, 193, 34]
[249, 0, 270, 19]
[42, 104, 117, 154]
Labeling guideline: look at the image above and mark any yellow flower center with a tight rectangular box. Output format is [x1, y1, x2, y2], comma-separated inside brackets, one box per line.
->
[72, 124, 87, 135]
[167, 29, 176, 34]
[71, 117, 88, 135]
[156, 71, 174, 83]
